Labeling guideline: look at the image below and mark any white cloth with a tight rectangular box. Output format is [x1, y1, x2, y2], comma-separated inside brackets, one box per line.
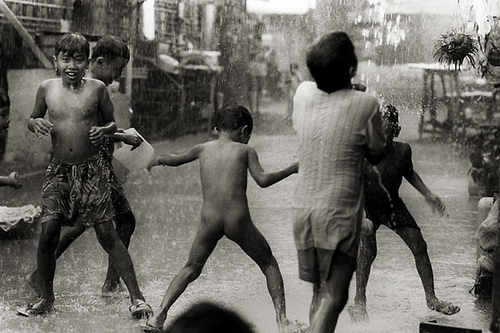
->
[0, 205, 41, 232]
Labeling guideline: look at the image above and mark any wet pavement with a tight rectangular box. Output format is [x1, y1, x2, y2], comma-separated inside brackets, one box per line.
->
[0, 99, 493, 333]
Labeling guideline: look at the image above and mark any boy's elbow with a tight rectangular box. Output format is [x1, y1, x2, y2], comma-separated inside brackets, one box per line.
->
[255, 177, 272, 188]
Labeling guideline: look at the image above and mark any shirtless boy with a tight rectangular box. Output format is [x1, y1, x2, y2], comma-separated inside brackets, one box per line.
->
[22, 33, 151, 317]
[26, 35, 143, 295]
[143, 104, 303, 333]
[349, 104, 460, 321]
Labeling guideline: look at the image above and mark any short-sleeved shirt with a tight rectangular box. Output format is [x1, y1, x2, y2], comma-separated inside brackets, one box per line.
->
[292, 82, 385, 258]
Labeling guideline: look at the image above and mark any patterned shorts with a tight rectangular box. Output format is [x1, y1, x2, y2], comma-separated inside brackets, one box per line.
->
[40, 153, 115, 228]
[366, 204, 420, 231]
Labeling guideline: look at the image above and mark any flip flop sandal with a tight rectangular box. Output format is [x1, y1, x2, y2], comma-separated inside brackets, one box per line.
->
[129, 301, 153, 319]
[139, 321, 164, 333]
[17, 298, 53, 317]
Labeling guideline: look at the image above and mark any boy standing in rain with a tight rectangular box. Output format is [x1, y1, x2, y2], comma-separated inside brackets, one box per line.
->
[292, 31, 386, 333]
[349, 104, 460, 322]
[21, 33, 151, 318]
[143, 104, 304, 333]
[26, 35, 143, 295]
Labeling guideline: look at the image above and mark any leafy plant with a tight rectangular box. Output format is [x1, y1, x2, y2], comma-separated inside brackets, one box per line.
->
[433, 30, 478, 70]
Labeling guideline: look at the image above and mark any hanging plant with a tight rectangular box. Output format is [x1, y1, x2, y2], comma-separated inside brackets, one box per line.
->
[433, 30, 478, 70]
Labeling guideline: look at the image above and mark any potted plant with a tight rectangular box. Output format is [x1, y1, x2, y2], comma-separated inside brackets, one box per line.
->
[433, 30, 478, 70]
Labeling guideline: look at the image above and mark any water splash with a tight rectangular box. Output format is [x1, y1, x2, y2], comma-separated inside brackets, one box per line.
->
[371, 164, 396, 226]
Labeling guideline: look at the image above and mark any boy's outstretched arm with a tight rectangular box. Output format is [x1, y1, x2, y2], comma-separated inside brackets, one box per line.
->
[147, 144, 202, 170]
[248, 147, 298, 188]
[0, 172, 21, 189]
[405, 170, 446, 214]
[110, 129, 142, 150]
[403, 144, 445, 214]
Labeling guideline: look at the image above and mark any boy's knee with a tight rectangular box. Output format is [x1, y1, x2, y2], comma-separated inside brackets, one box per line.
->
[182, 262, 204, 281]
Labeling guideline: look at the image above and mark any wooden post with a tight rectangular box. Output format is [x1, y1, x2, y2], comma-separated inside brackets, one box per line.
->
[0, 0, 52, 69]
[491, 182, 500, 332]
[125, 0, 138, 105]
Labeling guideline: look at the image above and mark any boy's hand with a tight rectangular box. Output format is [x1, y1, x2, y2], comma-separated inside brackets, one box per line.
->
[9, 171, 22, 189]
[89, 126, 106, 145]
[425, 193, 446, 216]
[352, 82, 367, 92]
[123, 133, 143, 151]
[147, 156, 161, 171]
[31, 118, 53, 138]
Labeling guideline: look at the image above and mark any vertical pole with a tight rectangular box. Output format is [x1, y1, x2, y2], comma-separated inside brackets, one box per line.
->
[126, 0, 138, 111]
[491, 186, 500, 332]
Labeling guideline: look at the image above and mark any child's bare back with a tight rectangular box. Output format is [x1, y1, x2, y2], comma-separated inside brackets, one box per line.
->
[145, 104, 303, 333]
[34, 77, 114, 163]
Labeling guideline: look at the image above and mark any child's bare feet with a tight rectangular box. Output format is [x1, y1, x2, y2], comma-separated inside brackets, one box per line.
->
[348, 303, 369, 322]
[101, 279, 124, 294]
[140, 318, 164, 333]
[279, 318, 307, 333]
[427, 299, 460, 315]
[25, 271, 42, 297]
[143, 313, 166, 332]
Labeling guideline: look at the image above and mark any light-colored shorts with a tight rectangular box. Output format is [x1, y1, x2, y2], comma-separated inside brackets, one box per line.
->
[297, 248, 356, 283]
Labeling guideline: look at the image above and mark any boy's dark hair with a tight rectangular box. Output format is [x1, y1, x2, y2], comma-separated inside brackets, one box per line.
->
[165, 302, 255, 333]
[0, 88, 10, 108]
[215, 104, 253, 133]
[306, 31, 357, 93]
[383, 104, 399, 124]
[91, 35, 130, 62]
[290, 63, 299, 70]
[54, 33, 90, 59]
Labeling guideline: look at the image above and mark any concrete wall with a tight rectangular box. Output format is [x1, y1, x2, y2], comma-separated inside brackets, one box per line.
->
[6, 69, 131, 167]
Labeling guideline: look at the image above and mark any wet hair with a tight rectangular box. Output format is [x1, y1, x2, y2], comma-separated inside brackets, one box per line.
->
[164, 302, 255, 333]
[383, 104, 399, 124]
[290, 63, 299, 70]
[91, 35, 130, 62]
[0, 88, 9, 108]
[54, 33, 90, 59]
[215, 104, 253, 133]
[306, 31, 357, 93]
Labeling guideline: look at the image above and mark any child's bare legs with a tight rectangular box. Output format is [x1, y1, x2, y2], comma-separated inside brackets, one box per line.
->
[94, 220, 146, 307]
[309, 253, 356, 333]
[102, 210, 136, 293]
[350, 226, 377, 321]
[27, 218, 62, 312]
[147, 224, 222, 329]
[229, 221, 300, 333]
[26, 221, 86, 296]
[395, 227, 459, 314]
